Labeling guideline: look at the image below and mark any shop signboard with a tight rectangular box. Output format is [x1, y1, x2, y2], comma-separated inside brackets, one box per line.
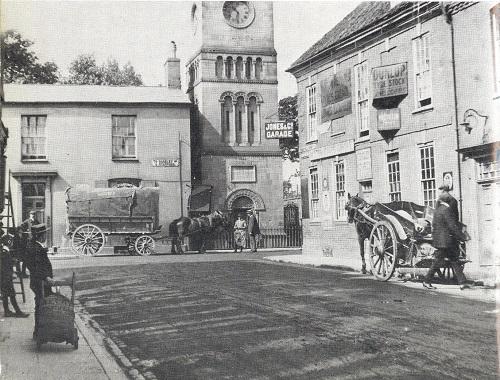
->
[265, 121, 294, 139]
[356, 148, 372, 180]
[310, 139, 355, 161]
[372, 62, 408, 99]
[151, 158, 180, 167]
[377, 108, 401, 131]
[320, 67, 352, 122]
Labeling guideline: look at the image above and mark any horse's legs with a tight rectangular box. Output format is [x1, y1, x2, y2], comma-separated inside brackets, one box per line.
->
[358, 230, 367, 274]
[171, 237, 177, 254]
[199, 237, 205, 254]
[176, 236, 184, 254]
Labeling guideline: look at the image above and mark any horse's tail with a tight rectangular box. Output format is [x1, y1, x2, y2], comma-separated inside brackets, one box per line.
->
[169, 219, 179, 237]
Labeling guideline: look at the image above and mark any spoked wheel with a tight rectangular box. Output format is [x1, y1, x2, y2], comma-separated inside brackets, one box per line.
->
[72, 224, 105, 256]
[134, 235, 155, 256]
[368, 221, 398, 281]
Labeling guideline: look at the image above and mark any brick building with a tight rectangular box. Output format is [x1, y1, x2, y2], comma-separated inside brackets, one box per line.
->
[186, 1, 283, 227]
[287, 2, 499, 279]
[2, 56, 191, 250]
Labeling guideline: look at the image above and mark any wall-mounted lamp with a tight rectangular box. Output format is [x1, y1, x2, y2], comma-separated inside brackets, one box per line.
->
[460, 109, 488, 135]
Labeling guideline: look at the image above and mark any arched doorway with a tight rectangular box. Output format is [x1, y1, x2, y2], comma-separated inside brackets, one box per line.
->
[225, 188, 266, 226]
[231, 195, 254, 224]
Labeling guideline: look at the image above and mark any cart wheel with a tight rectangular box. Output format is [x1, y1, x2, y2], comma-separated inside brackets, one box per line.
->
[72, 224, 105, 256]
[134, 235, 155, 256]
[368, 221, 398, 281]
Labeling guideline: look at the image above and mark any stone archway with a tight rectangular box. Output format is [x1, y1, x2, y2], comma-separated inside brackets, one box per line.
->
[225, 189, 266, 211]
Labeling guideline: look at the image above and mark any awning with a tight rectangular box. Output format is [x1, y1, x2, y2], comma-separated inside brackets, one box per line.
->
[11, 171, 58, 178]
[457, 141, 500, 158]
[188, 185, 213, 213]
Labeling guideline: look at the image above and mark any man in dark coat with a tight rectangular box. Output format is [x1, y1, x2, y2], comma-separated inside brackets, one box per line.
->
[423, 192, 469, 290]
[16, 210, 41, 278]
[438, 184, 459, 222]
[247, 209, 260, 253]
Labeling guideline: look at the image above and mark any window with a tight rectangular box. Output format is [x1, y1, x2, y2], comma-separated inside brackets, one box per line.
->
[112, 116, 136, 159]
[21, 182, 45, 222]
[306, 85, 317, 141]
[225, 57, 233, 78]
[248, 96, 257, 145]
[236, 57, 243, 79]
[235, 96, 245, 144]
[360, 180, 373, 203]
[245, 57, 252, 79]
[355, 62, 369, 138]
[491, 4, 500, 91]
[231, 166, 256, 182]
[310, 168, 319, 218]
[387, 152, 401, 202]
[222, 96, 233, 143]
[216, 56, 224, 78]
[255, 58, 263, 80]
[335, 162, 347, 220]
[108, 178, 141, 188]
[413, 33, 432, 107]
[21, 115, 46, 160]
[420, 144, 436, 207]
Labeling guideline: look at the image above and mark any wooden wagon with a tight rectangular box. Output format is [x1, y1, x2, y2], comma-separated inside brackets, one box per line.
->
[356, 200, 469, 281]
[65, 187, 160, 256]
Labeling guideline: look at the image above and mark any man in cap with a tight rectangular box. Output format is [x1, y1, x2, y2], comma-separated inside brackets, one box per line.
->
[438, 184, 458, 223]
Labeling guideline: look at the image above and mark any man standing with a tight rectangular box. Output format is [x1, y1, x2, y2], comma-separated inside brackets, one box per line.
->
[247, 209, 260, 253]
[423, 192, 469, 290]
[438, 184, 459, 222]
[16, 210, 41, 278]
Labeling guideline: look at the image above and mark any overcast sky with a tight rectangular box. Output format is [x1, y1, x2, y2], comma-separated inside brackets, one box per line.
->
[1, 1, 359, 98]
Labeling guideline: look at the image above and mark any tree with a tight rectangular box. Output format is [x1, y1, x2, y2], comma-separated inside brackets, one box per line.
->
[64, 54, 143, 86]
[278, 94, 299, 162]
[1, 30, 59, 84]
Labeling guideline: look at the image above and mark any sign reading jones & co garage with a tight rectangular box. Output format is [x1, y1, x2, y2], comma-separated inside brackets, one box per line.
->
[372, 62, 408, 99]
[265, 121, 294, 139]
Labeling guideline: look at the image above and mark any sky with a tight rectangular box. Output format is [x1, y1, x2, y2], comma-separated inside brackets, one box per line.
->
[1, 0, 360, 99]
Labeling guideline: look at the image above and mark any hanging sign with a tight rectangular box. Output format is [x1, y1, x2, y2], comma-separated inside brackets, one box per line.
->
[372, 62, 408, 99]
[265, 121, 294, 139]
[377, 108, 401, 131]
[320, 67, 352, 122]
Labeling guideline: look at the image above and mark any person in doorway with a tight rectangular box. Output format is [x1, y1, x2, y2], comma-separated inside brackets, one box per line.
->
[1, 229, 30, 318]
[247, 209, 260, 253]
[16, 210, 42, 278]
[233, 214, 247, 253]
[423, 191, 470, 290]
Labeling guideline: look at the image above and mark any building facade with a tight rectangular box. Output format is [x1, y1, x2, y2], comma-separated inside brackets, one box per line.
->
[287, 2, 499, 280]
[2, 82, 191, 250]
[186, 1, 283, 227]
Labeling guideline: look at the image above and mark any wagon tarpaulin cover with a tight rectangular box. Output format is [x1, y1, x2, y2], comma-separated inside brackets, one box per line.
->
[65, 187, 159, 219]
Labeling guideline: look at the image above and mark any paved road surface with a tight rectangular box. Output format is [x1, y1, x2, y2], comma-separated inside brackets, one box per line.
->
[57, 255, 498, 379]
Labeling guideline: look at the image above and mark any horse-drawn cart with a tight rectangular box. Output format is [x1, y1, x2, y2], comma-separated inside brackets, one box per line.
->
[66, 187, 160, 256]
[346, 196, 469, 281]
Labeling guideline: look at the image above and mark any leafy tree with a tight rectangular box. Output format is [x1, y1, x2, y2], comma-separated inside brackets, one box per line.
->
[64, 54, 143, 86]
[278, 94, 299, 162]
[1, 30, 59, 83]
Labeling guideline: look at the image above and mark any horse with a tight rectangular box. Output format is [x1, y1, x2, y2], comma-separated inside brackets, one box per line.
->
[345, 194, 374, 274]
[168, 210, 228, 254]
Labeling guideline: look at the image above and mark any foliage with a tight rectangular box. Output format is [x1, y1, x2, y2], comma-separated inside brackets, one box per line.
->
[1, 30, 59, 84]
[64, 54, 143, 86]
[278, 94, 299, 162]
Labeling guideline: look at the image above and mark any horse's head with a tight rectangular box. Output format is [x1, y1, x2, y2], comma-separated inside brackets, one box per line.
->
[345, 193, 366, 224]
[212, 210, 229, 229]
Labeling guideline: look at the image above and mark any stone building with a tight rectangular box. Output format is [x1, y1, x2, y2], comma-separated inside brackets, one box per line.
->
[2, 54, 191, 250]
[186, 1, 283, 227]
[287, 2, 499, 280]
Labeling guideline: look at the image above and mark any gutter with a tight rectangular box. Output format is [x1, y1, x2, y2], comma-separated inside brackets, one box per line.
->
[441, 2, 464, 221]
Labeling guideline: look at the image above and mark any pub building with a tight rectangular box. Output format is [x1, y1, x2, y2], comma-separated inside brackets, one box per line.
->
[287, 2, 499, 281]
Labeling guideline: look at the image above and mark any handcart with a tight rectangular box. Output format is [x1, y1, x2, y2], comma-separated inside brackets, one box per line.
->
[36, 272, 79, 350]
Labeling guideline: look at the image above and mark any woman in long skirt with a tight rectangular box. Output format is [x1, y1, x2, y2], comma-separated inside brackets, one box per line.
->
[233, 214, 247, 252]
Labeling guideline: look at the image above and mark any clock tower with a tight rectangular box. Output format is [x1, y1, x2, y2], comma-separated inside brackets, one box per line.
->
[187, 1, 283, 227]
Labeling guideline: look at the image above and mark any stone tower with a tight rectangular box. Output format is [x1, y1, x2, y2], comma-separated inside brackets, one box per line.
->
[187, 1, 283, 227]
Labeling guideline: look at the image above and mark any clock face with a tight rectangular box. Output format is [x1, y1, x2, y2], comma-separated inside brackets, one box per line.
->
[222, 1, 255, 28]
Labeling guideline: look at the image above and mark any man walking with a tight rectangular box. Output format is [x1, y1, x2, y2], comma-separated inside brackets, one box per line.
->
[247, 209, 260, 253]
[438, 184, 459, 222]
[423, 192, 469, 290]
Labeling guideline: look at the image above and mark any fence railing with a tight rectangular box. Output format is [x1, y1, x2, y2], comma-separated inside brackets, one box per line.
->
[207, 226, 303, 250]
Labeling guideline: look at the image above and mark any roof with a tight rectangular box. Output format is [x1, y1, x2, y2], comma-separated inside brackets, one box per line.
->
[288, 1, 477, 72]
[3, 84, 190, 105]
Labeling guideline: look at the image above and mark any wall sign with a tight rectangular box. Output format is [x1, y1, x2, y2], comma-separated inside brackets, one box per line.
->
[443, 172, 453, 190]
[320, 67, 352, 122]
[152, 158, 180, 167]
[265, 121, 294, 139]
[356, 148, 372, 180]
[377, 108, 401, 131]
[372, 62, 408, 99]
[309, 139, 355, 161]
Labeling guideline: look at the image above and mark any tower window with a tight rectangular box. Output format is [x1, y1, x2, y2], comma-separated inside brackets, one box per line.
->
[225, 56, 233, 78]
[236, 57, 243, 79]
[216, 56, 223, 78]
[255, 58, 263, 80]
[245, 58, 252, 79]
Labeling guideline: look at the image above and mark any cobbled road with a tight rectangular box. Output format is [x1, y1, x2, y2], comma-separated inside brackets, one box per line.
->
[57, 255, 498, 380]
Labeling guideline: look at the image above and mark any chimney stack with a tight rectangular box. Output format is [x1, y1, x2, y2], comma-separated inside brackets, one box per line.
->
[165, 41, 181, 89]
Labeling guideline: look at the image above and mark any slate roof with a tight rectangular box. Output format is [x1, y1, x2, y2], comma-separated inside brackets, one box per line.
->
[3, 84, 190, 104]
[287, 1, 477, 72]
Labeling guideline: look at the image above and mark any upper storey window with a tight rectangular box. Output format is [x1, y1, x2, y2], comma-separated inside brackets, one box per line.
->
[225, 57, 233, 78]
[216, 56, 224, 78]
[21, 115, 46, 160]
[112, 115, 136, 159]
[355, 61, 369, 139]
[306, 84, 317, 142]
[255, 58, 262, 80]
[413, 33, 432, 108]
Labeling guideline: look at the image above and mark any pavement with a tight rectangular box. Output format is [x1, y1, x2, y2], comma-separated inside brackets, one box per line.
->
[1, 248, 497, 379]
[0, 274, 128, 380]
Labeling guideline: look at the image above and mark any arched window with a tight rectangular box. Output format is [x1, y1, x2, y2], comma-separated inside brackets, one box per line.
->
[236, 57, 243, 79]
[216, 56, 223, 78]
[248, 96, 257, 145]
[245, 57, 252, 79]
[255, 58, 263, 80]
[222, 96, 233, 143]
[225, 56, 233, 78]
[235, 96, 245, 144]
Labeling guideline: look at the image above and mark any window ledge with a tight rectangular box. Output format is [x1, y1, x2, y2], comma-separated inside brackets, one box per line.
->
[493, 93, 500, 101]
[412, 105, 434, 114]
[330, 131, 345, 138]
[22, 159, 48, 163]
[112, 158, 139, 162]
[306, 139, 318, 145]
[355, 135, 370, 144]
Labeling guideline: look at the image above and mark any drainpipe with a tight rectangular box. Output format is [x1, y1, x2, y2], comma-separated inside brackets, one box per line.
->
[442, 3, 464, 221]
